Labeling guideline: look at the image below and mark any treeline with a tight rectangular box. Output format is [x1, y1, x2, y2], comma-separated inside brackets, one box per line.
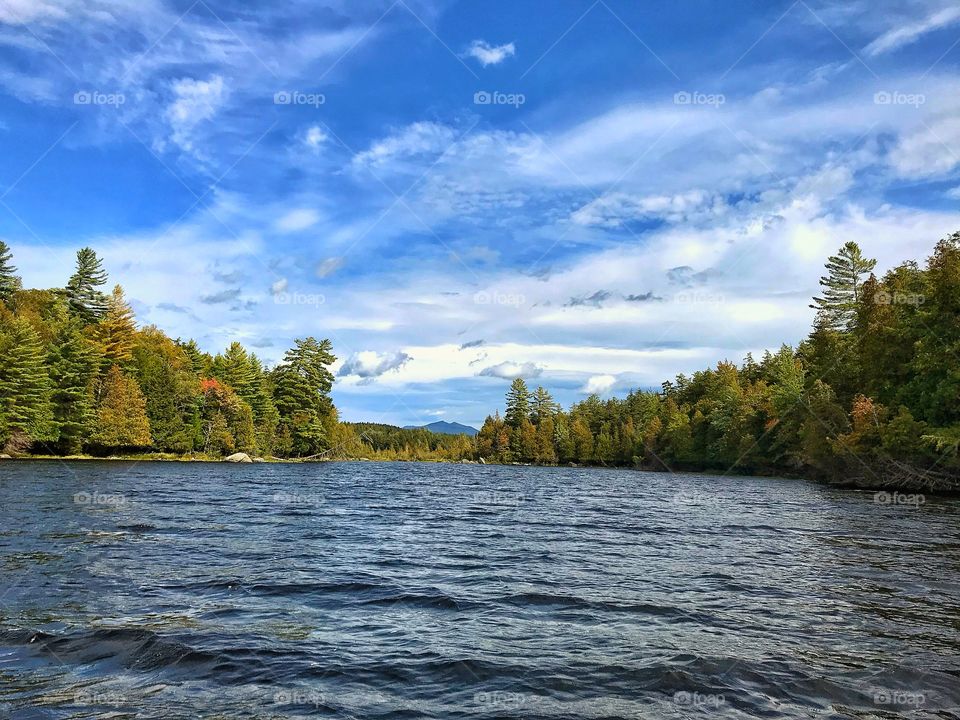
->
[474, 233, 960, 489]
[0, 243, 343, 458]
[342, 423, 476, 462]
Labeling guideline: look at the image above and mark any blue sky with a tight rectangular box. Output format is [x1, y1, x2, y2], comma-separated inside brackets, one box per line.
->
[2, 0, 960, 427]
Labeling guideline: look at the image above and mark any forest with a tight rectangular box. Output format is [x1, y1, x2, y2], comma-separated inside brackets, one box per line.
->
[1, 233, 959, 490]
[472, 232, 960, 490]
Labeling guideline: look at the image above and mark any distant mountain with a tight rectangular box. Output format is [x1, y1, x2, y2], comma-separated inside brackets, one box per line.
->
[402, 421, 479, 437]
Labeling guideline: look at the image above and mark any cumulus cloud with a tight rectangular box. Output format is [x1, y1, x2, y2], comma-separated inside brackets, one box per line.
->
[304, 125, 328, 151]
[464, 40, 515, 66]
[338, 350, 412, 378]
[580, 374, 617, 395]
[478, 361, 542, 379]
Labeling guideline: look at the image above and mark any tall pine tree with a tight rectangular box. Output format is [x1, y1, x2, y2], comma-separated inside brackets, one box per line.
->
[49, 319, 99, 454]
[0, 317, 54, 448]
[93, 284, 137, 365]
[65, 247, 110, 323]
[810, 241, 877, 331]
[0, 240, 21, 305]
[272, 337, 336, 456]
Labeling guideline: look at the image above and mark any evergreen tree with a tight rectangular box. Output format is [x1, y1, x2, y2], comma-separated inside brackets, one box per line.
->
[132, 327, 200, 453]
[48, 320, 99, 454]
[530, 386, 560, 425]
[810, 241, 877, 331]
[93, 284, 137, 365]
[91, 365, 152, 449]
[65, 247, 110, 323]
[0, 317, 54, 447]
[504, 378, 530, 429]
[0, 240, 21, 305]
[272, 337, 336, 456]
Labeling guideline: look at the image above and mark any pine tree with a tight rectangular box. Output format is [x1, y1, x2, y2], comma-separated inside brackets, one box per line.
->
[212, 342, 256, 398]
[91, 365, 152, 449]
[0, 317, 54, 446]
[810, 241, 877, 331]
[530, 386, 560, 425]
[93, 285, 137, 365]
[65, 247, 110, 323]
[48, 319, 99, 454]
[504, 378, 530, 429]
[272, 337, 336, 456]
[0, 240, 21, 305]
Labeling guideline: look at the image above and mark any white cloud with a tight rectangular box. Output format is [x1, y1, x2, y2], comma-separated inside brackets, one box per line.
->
[164, 75, 227, 154]
[888, 117, 960, 178]
[580, 374, 616, 395]
[571, 190, 725, 227]
[478, 361, 542, 379]
[352, 121, 456, 168]
[338, 351, 411, 378]
[275, 208, 321, 233]
[947, 186, 960, 199]
[304, 125, 328, 150]
[864, 5, 960, 56]
[464, 39, 515, 66]
[315, 257, 344, 278]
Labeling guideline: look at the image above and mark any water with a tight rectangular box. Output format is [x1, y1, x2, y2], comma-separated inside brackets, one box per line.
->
[0, 460, 958, 719]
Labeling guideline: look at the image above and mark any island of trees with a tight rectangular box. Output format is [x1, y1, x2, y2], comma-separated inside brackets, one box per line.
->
[1, 232, 959, 490]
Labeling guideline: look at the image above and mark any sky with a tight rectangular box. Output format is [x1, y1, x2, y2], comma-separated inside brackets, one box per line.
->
[1, 0, 959, 428]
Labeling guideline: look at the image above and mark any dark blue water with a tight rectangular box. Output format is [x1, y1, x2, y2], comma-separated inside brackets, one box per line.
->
[1, 461, 958, 719]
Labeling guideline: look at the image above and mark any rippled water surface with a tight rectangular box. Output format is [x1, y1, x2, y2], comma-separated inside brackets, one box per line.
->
[1, 460, 959, 719]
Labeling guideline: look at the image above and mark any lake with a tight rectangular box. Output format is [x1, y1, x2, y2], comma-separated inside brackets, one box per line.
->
[1, 460, 958, 718]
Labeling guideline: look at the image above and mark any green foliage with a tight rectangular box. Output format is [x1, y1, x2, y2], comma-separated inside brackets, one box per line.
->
[48, 319, 99, 454]
[810, 241, 877, 331]
[0, 316, 55, 447]
[271, 337, 336, 456]
[90, 365, 152, 450]
[65, 247, 110, 323]
[0, 240, 21, 305]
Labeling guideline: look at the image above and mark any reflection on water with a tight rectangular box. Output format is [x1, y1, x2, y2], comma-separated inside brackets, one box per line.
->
[0, 460, 958, 718]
